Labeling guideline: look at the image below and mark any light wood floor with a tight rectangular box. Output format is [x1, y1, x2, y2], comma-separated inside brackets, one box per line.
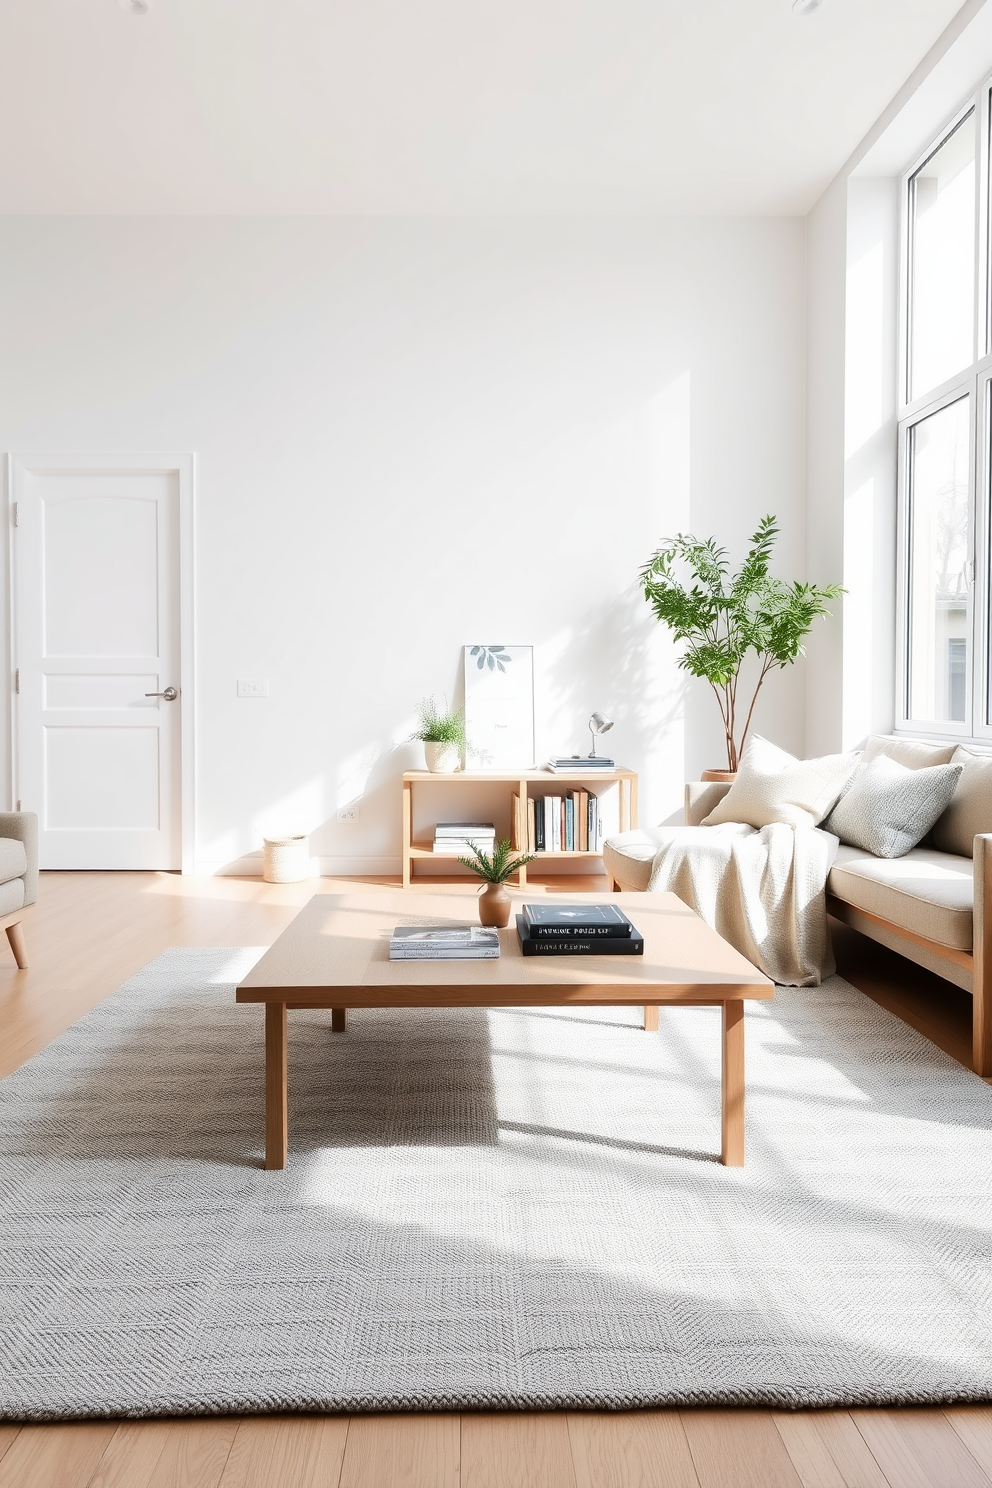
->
[1, 870, 991, 1488]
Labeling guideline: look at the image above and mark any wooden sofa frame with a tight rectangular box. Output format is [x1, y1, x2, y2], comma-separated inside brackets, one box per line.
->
[825, 831, 992, 1077]
[672, 783, 992, 1077]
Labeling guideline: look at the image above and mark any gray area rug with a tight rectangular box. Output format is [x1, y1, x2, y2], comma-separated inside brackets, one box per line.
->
[1, 947, 992, 1419]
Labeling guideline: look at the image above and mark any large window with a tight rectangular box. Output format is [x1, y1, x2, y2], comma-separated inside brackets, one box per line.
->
[898, 89, 991, 739]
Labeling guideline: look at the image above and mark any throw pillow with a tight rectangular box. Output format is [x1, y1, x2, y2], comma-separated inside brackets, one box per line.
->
[930, 746, 992, 859]
[862, 735, 958, 769]
[701, 735, 861, 830]
[822, 754, 963, 859]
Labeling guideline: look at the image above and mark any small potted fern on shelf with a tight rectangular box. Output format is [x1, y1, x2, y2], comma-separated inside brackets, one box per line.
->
[457, 838, 535, 928]
[411, 696, 466, 774]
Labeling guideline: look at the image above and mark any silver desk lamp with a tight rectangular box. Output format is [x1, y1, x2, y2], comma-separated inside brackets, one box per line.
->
[588, 711, 614, 757]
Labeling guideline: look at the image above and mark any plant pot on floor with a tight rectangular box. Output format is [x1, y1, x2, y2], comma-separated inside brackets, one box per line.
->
[424, 741, 461, 773]
[700, 769, 737, 784]
[478, 882, 512, 928]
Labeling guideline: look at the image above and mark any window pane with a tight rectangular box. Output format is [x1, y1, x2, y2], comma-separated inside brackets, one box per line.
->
[907, 395, 971, 723]
[909, 113, 976, 401]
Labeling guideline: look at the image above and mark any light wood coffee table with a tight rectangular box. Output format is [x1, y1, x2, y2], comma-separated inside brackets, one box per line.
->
[236, 888, 773, 1170]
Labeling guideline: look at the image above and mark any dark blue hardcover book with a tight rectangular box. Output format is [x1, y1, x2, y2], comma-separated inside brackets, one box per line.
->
[520, 902, 633, 938]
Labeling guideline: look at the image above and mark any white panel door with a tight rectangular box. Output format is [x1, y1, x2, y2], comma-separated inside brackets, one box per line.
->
[13, 466, 184, 869]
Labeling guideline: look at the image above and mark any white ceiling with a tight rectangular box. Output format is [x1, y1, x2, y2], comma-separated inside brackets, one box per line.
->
[0, 0, 972, 215]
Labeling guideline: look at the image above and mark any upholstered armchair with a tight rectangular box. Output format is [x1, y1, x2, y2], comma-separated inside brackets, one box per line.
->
[0, 812, 38, 968]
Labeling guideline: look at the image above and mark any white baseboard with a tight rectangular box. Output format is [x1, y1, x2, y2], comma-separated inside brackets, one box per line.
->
[202, 853, 401, 879]
[195, 854, 603, 880]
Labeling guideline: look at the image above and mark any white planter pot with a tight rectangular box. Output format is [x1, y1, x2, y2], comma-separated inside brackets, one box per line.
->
[424, 741, 461, 774]
[263, 835, 310, 883]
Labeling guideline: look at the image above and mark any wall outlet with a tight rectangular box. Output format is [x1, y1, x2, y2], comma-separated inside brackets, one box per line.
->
[237, 679, 268, 698]
[336, 805, 360, 823]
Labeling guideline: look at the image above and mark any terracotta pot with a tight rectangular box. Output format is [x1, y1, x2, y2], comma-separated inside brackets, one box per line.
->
[700, 768, 737, 784]
[478, 882, 512, 929]
[424, 741, 461, 774]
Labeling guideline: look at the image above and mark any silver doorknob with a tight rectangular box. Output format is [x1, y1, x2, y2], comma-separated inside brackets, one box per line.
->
[145, 686, 179, 701]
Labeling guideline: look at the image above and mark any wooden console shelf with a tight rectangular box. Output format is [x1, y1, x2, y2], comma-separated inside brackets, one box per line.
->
[401, 767, 638, 887]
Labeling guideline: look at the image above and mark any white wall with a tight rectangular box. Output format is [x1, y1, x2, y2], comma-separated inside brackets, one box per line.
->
[803, 174, 900, 758]
[0, 217, 806, 872]
[802, 0, 992, 759]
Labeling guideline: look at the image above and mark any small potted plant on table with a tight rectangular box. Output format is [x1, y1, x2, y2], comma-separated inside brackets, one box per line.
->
[457, 838, 535, 928]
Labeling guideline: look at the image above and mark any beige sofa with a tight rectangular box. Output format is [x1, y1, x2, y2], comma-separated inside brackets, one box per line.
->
[603, 741, 992, 1077]
[0, 812, 38, 968]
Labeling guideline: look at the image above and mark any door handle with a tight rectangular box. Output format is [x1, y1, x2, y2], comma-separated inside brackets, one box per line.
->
[145, 686, 179, 701]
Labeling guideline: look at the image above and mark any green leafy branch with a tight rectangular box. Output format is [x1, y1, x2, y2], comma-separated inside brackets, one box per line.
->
[456, 837, 535, 884]
[640, 515, 843, 771]
[410, 696, 466, 746]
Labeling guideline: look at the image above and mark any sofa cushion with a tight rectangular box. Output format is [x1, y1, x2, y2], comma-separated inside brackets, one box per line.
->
[828, 844, 974, 951]
[603, 828, 668, 892]
[701, 735, 860, 831]
[930, 746, 992, 859]
[862, 735, 958, 769]
[822, 755, 962, 859]
[0, 878, 25, 917]
[0, 838, 27, 886]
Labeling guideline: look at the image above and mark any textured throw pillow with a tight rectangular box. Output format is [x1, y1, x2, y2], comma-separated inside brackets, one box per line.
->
[823, 754, 963, 858]
[930, 746, 992, 859]
[701, 735, 860, 830]
[862, 734, 958, 769]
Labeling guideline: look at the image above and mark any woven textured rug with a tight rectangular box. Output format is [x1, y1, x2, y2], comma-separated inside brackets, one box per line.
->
[1, 947, 991, 1419]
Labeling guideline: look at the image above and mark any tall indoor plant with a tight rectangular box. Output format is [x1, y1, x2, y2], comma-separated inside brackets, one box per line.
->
[640, 515, 842, 775]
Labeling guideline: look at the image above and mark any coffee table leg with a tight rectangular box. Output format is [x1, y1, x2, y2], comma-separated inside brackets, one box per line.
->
[265, 1001, 288, 1170]
[331, 1008, 347, 1033]
[643, 1005, 659, 1032]
[721, 999, 745, 1166]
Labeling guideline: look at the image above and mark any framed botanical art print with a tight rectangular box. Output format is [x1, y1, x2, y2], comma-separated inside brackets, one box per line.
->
[463, 645, 535, 769]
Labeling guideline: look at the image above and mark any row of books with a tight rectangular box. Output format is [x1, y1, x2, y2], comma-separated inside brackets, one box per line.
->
[432, 821, 495, 855]
[387, 904, 643, 960]
[512, 788, 620, 854]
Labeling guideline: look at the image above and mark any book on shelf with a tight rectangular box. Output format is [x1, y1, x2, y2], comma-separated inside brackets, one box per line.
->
[515, 915, 643, 956]
[522, 783, 619, 853]
[432, 821, 496, 855]
[547, 756, 616, 772]
[521, 902, 634, 938]
[434, 822, 497, 837]
[389, 926, 500, 960]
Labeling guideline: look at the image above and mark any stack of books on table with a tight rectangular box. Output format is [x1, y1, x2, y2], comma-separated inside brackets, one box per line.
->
[547, 755, 616, 773]
[516, 903, 644, 956]
[389, 926, 501, 960]
[432, 822, 496, 856]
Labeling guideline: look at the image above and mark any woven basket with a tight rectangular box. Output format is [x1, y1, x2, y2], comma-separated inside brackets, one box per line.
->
[262, 835, 310, 884]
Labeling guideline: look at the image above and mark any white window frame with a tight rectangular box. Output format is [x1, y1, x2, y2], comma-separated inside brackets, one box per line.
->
[895, 80, 992, 743]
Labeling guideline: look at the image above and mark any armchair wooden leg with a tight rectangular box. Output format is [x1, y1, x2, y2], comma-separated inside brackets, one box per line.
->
[5, 920, 27, 969]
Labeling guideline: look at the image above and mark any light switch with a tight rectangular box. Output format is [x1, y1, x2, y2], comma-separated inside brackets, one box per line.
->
[237, 679, 268, 698]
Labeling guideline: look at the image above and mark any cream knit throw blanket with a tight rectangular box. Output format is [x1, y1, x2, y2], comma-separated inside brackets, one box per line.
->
[646, 823, 839, 986]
